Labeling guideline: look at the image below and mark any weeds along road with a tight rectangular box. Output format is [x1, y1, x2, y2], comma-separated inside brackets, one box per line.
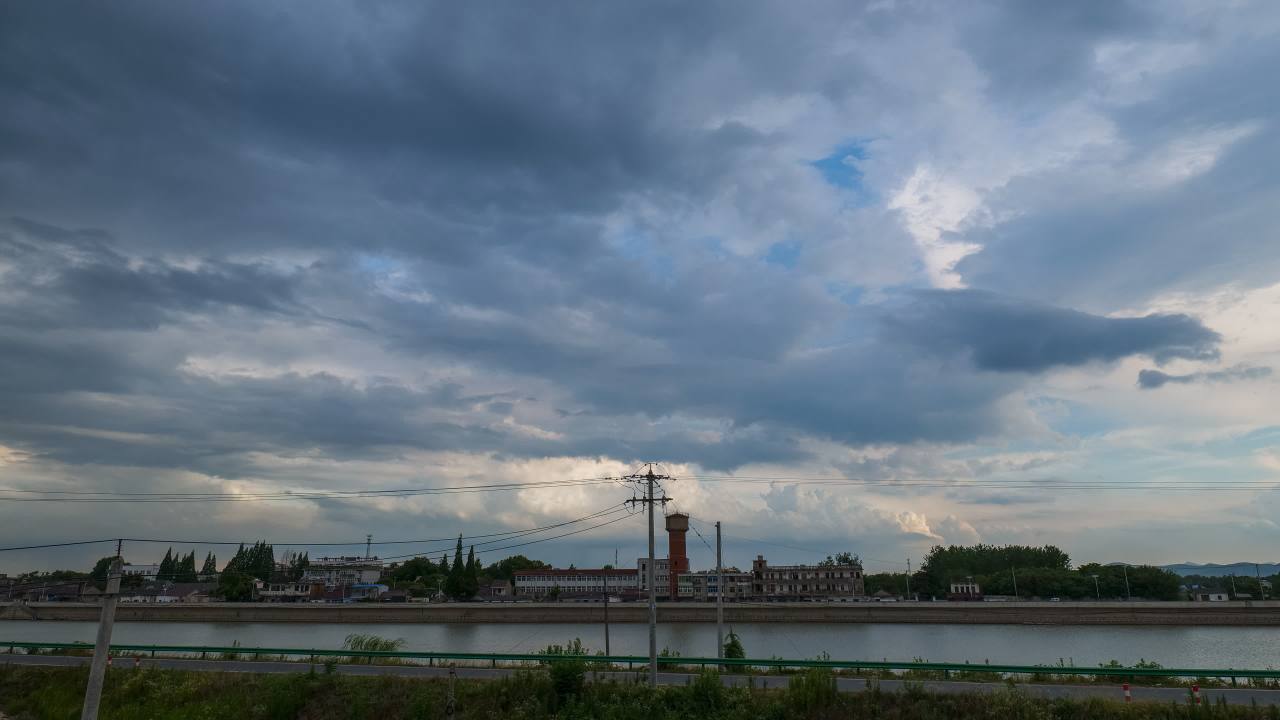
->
[4, 653, 1278, 706]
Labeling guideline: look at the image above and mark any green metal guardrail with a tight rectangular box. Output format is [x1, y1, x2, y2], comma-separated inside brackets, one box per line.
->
[3, 641, 1278, 679]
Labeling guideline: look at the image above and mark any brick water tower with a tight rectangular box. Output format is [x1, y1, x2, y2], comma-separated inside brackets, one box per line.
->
[665, 512, 690, 600]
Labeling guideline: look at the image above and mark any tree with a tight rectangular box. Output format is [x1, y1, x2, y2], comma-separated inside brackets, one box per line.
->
[216, 569, 254, 601]
[174, 551, 198, 583]
[157, 548, 175, 582]
[89, 556, 116, 582]
[464, 545, 480, 598]
[440, 553, 450, 575]
[819, 552, 860, 567]
[444, 535, 466, 600]
[481, 550, 547, 579]
[200, 552, 218, 578]
[723, 629, 745, 659]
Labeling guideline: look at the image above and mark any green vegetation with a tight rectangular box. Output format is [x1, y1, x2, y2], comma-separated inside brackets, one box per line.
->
[723, 630, 745, 659]
[342, 633, 407, 664]
[911, 544, 1183, 600]
[3, 664, 1278, 719]
[216, 541, 276, 600]
[442, 535, 481, 600]
[156, 548, 200, 583]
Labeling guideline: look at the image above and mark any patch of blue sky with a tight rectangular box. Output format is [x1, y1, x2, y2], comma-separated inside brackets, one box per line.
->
[810, 139, 875, 206]
[1027, 395, 1118, 438]
[1195, 425, 1280, 459]
[609, 224, 676, 279]
[356, 253, 404, 276]
[764, 240, 801, 269]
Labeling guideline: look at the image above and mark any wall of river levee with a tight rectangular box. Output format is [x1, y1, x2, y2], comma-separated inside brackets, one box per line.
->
[4, 601, 1280, 625]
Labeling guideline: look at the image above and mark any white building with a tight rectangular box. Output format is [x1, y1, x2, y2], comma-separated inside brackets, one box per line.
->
[122, 564, 160, 581]
[300, 557, 384, 588]
[513, 568, 638, 598]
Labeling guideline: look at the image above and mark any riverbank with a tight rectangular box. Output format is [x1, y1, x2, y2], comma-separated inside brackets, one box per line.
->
[5, 600, 1280, 625]
[0, 664, 1272, 719]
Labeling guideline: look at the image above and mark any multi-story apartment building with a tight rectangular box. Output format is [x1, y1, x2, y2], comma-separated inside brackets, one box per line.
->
[512, 568, 638, 598]
[751, 555, 864, 599]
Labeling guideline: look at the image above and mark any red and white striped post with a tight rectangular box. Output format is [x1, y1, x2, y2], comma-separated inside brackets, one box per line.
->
[1192, 684, 1202, 705]
[106, 654, 113, 669]
[133, 655, 141, 670]
[1122, 682, 1132, 703]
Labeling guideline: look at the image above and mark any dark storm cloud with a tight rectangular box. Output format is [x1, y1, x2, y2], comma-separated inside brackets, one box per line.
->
[1137, 364, 1272, 390]
[0, 1, 1235, 480]
[881, 289, 1219, 371]
[1, 219, 304, 330]
[955, 33, 1280, 308]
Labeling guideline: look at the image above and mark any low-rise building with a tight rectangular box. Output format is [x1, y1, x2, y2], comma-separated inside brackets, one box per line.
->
[948, 580, 982, 601]
[121, 563, 161, 581]
[121, 582, 216, 603]
[751, 555, 865, 600]
[300, 557, 384, 588]
[1193, 592, 1229, 602]
[682, 569, 753, 602]
[513, 568, 638, 598]
[255, 581, 320, 602]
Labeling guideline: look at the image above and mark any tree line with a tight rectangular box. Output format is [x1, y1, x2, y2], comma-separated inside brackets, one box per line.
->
[864, 544, 1184, 600]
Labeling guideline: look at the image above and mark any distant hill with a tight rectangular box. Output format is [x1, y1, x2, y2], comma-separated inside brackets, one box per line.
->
[1160, 562, 1280, 577]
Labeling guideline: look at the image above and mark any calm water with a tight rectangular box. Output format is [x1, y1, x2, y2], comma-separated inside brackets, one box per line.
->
[3, 621, 1278, 668]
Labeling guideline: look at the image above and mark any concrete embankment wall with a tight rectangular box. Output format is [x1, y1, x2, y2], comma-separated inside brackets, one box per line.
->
[5, 601, 1280, 626]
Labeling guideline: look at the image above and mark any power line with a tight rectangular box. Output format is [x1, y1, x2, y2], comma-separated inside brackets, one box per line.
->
[381, 507, 641, 561]
[686, 475, 1280, 492]
[0, 539, 116, 553]
[117, 504, 627, 549]
[0, 478, 619, 503]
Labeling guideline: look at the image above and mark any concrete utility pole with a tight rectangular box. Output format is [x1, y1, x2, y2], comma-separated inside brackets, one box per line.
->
[1011, 566, 1018, 599]
[81, 542, 122, 720]
[603, 548, 614, 656]
[624, 463, 671, 688]
[1123, 565, 1131, 601]
[1257, 564, 1267, 601]
[1230, 574, 1239, 598]
[905, 558, 912, 601]
[716, 521, 724, 659]
[1091, 574, 1100, 600]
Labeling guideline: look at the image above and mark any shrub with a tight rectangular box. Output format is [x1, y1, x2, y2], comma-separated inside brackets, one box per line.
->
[341, 633, 405, 664]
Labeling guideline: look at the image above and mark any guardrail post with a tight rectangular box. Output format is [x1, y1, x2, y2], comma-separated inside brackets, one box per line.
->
[1191, 684, 1201, 705]
[1122, 682, 1131, 703]
[446, 663, 457, 720]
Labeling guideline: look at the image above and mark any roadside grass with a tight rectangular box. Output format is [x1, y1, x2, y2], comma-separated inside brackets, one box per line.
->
[4, 641, 1278, 690]
[4, 664, 1280, 720]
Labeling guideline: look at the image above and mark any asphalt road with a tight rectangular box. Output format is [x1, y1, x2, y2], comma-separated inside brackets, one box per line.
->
[3, 653, 1277, 706]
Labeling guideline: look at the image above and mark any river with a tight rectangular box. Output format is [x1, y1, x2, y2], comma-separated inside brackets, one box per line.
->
[2, 621, 1277, 668]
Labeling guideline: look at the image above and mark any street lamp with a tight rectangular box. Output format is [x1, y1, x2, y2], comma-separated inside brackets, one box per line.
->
[1091, 574, 1100, 601]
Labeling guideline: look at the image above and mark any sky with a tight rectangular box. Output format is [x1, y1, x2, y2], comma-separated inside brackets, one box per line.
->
[2, 1, 1279, 575]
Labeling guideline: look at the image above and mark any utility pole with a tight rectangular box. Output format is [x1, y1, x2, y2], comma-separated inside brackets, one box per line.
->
[1091, 574, 1100, 600]
[1257, 564, 1267, 601]
[624, 463, 672, 688]
[1123, 565, 1131, 601]
[1230, 574, 1239, 599]
[905, 559, 912, 601]
[1011, 566, 1018, 600]
[716, 521, 724, 659]
[81, 540, 123, 720]
[603, 549, 613, 656]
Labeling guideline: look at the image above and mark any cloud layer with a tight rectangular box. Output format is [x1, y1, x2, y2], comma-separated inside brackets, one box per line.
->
[2, 1, 1279, 570]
